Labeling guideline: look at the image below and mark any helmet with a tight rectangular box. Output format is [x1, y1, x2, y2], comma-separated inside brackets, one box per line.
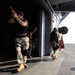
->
[18, 11, 24, 16]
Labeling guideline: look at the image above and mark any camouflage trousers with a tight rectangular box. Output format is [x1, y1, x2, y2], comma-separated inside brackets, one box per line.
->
[50, 40, 59, 59]
[15, 36, 29, 64]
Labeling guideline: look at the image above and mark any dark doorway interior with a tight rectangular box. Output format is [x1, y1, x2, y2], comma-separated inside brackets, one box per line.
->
[0, 0, 40, 60]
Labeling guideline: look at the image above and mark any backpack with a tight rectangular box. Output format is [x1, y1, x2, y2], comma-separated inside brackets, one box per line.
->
[50, 31, 58, 43]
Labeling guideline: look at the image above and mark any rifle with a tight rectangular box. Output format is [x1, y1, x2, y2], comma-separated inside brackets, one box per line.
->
[10, 6, 16, 14]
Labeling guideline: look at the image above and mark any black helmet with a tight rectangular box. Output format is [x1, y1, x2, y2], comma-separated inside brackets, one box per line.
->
[53, 28, 57, 31]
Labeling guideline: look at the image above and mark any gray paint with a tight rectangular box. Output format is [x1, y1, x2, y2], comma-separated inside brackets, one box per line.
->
[39, 10, 45, 57]
[49, 0, 73, 5]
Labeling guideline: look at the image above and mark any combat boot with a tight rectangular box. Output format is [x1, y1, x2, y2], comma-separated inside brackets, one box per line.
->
[51, 54, 57, 60]
[23, 63, 28, 68]
[17, 64, 24, 72]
